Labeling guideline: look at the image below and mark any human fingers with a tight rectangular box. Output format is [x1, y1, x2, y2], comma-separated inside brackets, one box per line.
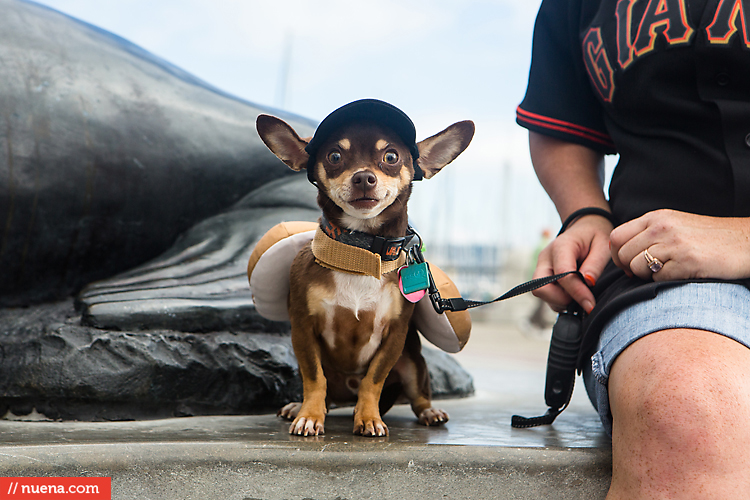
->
[531, 245, 573, 312]
[613, 209, 750, 282]
[610, 214, 650, 273]
[550, 216, 614, 313]
[548, 234, 597, 314]
[612, 210, 681, 279]
[566, 230, 612, 312]
[550, 239, 600, 314]
[555, 272, 594, 313]
[615, 228, 655, 276]
[532, 214, 613, 313]
[626, 245, 670, 281]
[578, 229, 612, 290]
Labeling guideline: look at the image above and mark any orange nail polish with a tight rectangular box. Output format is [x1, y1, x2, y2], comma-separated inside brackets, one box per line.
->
[584, 274, 596, 287]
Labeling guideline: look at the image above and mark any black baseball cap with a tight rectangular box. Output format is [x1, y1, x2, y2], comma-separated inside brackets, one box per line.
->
[304, 99, 423, 182]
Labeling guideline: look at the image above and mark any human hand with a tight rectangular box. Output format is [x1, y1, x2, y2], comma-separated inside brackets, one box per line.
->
[532, 215, 614, 313]
[610, 209, 750, 281]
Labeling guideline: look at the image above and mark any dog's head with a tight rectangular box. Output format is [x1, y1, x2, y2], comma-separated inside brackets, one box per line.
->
[256, 99, 474, 234]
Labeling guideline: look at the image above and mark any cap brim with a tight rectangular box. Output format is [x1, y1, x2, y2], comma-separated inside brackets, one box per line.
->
[305, 99, 419, 161]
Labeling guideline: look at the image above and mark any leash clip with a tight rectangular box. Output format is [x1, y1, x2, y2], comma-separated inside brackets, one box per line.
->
[429, 294, 467, 314]
[429, 292, 446, 314]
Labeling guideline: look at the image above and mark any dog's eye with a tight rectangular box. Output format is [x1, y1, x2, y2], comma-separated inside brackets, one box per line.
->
[384, 150, 399, 164]
[327, 151, 342, 164]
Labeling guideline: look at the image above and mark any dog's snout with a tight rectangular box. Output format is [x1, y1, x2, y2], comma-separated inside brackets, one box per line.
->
[352, 171, 377, 191]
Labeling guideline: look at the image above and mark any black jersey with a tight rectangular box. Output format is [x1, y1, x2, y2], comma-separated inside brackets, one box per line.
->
[517, 0, 750, 224]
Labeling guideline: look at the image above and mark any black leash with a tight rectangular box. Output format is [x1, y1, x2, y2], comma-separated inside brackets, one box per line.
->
[405, 237, 582, 315]
[427, 269, 582, 314]
[405, 206, 617, 429]
[507, 207, 615, 427]
[407, 240, 585, 428]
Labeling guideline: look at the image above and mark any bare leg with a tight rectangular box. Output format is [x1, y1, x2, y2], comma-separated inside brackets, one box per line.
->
[606, 329, 750, 499]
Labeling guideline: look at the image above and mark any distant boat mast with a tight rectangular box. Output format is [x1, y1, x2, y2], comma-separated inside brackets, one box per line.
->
[275, 33, 293, 109]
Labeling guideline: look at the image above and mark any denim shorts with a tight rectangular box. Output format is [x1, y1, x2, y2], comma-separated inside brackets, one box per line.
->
[582, 282, 750, 437]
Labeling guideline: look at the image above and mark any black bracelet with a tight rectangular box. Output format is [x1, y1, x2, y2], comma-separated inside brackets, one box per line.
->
[558, 207, 617, 236]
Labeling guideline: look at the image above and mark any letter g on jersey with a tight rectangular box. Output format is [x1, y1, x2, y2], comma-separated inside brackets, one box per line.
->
[583, 27, 616, 103]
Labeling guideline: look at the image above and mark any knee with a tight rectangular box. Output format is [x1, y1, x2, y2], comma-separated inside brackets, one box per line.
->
[606, 330, 750, 496]
[629, 365, 740, 450]
[609, 330, 750, 451]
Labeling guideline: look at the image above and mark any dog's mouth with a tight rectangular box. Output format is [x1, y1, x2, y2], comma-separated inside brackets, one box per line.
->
[349, 197, 380, 210]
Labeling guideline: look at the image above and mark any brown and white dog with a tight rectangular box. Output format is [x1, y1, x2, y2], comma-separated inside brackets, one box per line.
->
[255, 99, 474, 437]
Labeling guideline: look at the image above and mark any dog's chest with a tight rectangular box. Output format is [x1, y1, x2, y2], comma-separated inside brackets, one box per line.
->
[329, 272, 390, 315]
[308, 271, 404, 371]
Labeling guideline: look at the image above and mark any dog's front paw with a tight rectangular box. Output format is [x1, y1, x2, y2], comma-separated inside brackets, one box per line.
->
[278, 402, 302, 421]
[418, 408, 449, 426]
[290, 414, 325, 436]
[353, 413, 389, 437]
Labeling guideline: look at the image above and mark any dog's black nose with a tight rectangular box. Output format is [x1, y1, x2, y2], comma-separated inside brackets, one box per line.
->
[352, 171, 377, 191]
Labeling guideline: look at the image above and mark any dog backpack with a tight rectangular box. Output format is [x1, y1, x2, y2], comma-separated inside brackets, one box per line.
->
[247, 221, 471, 353]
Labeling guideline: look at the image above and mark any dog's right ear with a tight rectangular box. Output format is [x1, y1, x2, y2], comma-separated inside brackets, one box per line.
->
[256, 115, 310, 172]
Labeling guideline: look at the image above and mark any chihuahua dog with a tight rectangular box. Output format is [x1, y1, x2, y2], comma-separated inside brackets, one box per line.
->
[255, 99, 474, 437]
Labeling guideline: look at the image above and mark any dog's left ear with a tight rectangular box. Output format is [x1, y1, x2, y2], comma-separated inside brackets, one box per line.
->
[256, 114, 310, 172]
[416, 121, 475, 179]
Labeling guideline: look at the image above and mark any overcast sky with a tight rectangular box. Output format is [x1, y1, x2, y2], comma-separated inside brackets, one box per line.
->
[34, 0, 567, 248]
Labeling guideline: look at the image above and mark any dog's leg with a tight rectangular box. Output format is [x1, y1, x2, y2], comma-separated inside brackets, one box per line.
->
[394, 326, 449, 426]
[287, 318, 328, 436]
[353, 378, 389, 437]
[352, 321, 412, 437]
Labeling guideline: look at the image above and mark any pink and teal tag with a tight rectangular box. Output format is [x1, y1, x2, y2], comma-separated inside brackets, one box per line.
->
[398, 262, 430, 303]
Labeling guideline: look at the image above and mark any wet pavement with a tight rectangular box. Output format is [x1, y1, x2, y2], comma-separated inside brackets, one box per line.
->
[0, 392, 608, 449]
[0, 319, 613, 499]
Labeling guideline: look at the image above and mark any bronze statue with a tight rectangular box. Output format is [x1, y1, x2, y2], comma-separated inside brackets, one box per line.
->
[0, 0, 317, 331]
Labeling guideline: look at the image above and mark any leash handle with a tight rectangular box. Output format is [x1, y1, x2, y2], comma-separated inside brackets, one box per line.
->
[511, 304, 585, 428]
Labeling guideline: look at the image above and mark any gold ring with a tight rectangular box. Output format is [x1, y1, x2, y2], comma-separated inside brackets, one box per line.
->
[643, 249, 663, 273]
